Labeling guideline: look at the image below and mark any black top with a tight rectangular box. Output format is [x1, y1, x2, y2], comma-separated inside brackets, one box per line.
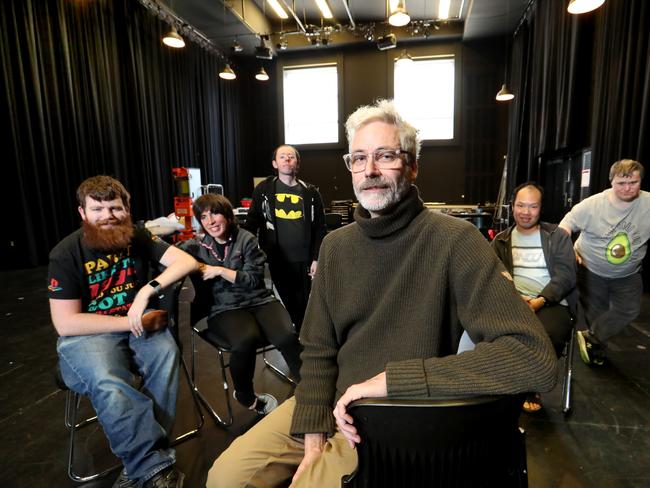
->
[243, 175, 327, 264]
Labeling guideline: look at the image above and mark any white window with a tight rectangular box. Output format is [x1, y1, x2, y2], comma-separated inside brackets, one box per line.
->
[283, 64, 338, 145]
[394, 57, 455, 140]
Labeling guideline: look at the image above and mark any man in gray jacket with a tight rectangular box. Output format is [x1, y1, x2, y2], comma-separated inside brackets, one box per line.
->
[492, 182, 576, 412]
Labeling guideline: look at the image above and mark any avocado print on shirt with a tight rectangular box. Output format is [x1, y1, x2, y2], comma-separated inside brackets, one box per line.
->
[606, 232, 631, 265]
[275, 193, 303, 220]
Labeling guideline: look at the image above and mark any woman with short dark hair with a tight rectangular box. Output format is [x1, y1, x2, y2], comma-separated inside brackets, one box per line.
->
[180, 194, 301, 415]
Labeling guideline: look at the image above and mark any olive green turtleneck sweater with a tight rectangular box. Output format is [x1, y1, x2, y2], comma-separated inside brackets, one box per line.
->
[290, 186, 557, 436]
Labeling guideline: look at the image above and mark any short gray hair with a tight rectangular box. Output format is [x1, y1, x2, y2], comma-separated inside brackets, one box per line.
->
[345, 99, 421, 161]
[609, 159, 644, 181]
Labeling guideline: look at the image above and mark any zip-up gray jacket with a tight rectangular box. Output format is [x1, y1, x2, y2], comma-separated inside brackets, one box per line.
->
[179, 227, 275, 318]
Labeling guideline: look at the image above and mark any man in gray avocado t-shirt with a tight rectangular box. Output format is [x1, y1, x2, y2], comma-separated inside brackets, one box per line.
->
[559, 159, 650, 365]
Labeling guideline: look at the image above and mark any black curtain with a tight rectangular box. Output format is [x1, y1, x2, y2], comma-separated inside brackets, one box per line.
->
[590, 0, 650, 190]
[1, 0, 242, 269]
[506, 0, 593, 193]
[506, 0, 649, 196]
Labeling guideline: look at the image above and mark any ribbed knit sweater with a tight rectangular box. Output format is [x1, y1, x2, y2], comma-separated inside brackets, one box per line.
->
[290, 186, 557, 436]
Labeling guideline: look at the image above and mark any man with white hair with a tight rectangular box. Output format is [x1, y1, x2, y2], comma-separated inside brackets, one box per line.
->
[207, 100, 556, 488]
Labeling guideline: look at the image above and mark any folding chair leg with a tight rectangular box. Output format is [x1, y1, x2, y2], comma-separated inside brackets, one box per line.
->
[171, 355, 204, 445]
[66, 391, 121, 483]
[263, 351, 296, 386]
[561, 330, 575, 415]
[190, 330, 233, 427]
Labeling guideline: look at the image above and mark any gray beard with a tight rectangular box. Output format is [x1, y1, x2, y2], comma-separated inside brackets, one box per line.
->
[354, 175, 412, 214]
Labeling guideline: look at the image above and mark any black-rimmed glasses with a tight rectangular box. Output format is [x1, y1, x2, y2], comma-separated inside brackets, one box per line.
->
[342, 148, 413, 173]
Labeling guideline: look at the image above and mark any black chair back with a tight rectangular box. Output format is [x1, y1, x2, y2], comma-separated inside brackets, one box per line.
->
[342, 395, 527, 488]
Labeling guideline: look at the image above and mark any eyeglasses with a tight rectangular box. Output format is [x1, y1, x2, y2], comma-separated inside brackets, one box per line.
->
[342, 148, 413, 173]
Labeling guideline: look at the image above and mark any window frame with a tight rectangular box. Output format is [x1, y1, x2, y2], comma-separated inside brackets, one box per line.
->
[277, 54, 345, 150]
[388, 44, 462, 147]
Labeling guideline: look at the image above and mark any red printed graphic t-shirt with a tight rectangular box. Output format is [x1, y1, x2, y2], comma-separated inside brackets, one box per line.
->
[47, 227, 169, 316]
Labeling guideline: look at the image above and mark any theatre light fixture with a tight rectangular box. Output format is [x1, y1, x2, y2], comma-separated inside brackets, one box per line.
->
[162, 27, 185, 48]
[377, 34, 397, 51]
[219, 63, 236, 80]
[389, 0, 411, 27]
[231, 39, 243, 53]
[567, 0, 606, 14]
[255, 36, 273, 60]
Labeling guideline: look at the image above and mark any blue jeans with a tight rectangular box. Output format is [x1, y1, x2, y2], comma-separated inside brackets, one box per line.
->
[57, 329, 180, 482]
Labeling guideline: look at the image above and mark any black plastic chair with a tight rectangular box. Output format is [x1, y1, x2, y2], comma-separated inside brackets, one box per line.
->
[57, 281, 204, 483]
[341, 395, 528, 488]
[187, 275, 295, 427]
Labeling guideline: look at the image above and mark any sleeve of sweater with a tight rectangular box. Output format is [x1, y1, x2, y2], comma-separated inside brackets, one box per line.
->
[290, 234, 339, 437]
[386, 223, 558, 399]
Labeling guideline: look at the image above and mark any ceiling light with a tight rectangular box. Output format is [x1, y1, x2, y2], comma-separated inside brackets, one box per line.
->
[315, 0, 333, 19]
[255, 67, 270, 81]
[438, 0, 451, 20]
[395, 49, 413, 66]
[495, 84, 515, 101]
[267, 0, 289, 19]
[389, 0, 410, 27]
[219, 63, 236, 80]
[162, 27, 185, 48]
[567, 0, 606, 14]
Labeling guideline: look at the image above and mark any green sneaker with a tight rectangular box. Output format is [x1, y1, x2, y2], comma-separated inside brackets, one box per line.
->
[576, 330, 606, 366]
[576, 330, 592, 365]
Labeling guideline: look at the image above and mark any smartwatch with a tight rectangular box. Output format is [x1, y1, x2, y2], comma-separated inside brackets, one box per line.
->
[148, 279, 163, 296]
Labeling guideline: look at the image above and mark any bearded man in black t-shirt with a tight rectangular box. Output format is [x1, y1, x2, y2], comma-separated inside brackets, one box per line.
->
[48, 176, 197, 488]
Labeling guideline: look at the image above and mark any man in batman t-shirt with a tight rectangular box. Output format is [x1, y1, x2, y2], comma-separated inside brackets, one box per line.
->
[244, 145, 326, 333]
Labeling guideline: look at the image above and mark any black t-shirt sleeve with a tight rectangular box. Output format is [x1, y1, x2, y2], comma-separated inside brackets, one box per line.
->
[132, 227, 171, 263]
[47, 238, 82, 300]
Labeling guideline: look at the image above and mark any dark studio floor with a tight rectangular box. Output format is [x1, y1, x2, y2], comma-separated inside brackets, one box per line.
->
[1, 267, 650, 488]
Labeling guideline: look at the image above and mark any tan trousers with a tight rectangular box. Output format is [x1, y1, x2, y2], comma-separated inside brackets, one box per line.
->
[206, 397, 358, 488]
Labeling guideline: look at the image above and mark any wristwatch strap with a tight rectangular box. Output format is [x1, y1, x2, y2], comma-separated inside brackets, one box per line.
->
[148, 279, 163, 295]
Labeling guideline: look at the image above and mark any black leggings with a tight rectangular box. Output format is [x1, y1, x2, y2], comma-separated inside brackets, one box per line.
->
[536, 304, 573, 356]
[207, 300, 302, 407]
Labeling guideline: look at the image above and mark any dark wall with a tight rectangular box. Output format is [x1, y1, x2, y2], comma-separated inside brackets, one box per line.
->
[237, 39, 509, 208]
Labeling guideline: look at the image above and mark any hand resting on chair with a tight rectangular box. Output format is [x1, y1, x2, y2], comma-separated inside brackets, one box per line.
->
[333, 371, 388, 448]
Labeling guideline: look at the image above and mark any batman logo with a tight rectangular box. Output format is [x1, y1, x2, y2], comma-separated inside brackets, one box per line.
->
[275, 193, 303, 220]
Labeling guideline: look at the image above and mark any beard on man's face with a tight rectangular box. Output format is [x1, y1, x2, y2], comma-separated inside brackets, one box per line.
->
[82, 215, 134, 252]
